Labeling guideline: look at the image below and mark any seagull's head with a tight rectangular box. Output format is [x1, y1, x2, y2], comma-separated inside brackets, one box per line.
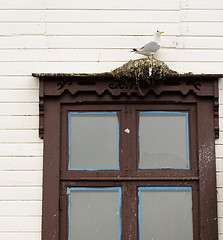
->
[153, 30, 164, 42]
[155, 30, 164, 37]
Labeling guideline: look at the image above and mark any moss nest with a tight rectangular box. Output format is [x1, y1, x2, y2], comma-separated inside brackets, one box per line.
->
[111, 58, 179, 85]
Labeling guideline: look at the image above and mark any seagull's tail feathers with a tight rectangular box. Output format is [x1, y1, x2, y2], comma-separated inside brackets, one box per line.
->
[130, 48, 138, 52]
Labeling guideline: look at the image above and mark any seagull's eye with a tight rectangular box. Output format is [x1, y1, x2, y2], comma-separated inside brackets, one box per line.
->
[157, 30, 159, 32]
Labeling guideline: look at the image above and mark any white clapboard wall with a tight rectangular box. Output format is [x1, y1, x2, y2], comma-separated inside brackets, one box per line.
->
[0, 0, 223, 239]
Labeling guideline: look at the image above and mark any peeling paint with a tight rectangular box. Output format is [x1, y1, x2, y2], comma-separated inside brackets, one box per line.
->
[199, 141, 214, 167]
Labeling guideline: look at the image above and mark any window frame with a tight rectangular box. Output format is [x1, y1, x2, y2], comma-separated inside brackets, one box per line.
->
[35, 74, 219, 240]
[60, 103, 198, 240]
[61, 103, 198, 179]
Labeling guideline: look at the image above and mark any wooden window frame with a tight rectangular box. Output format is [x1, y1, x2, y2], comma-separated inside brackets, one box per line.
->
[34, 73, 220, 240]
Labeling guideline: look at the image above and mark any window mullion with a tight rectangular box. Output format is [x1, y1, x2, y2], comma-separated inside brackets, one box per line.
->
[119, 106, 128, 173]
[125, 105, 138, 175]
[124, 182, 138, 240]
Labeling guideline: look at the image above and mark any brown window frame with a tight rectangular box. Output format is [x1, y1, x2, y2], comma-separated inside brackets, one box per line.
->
[34, 73, 220, 240]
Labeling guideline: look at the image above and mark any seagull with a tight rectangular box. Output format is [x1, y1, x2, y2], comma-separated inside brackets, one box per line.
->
[132, 30, 164, 58]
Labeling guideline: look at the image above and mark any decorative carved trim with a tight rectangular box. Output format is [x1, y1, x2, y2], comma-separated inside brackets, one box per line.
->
[109, 82, 138, 90]
[214, 78, 219, 139]
[39, 79, 44, 139]
[186, 79, 201, 90]
[57, 81, 72, 90]
[37, 75, 220, 139]
[39, 98, 44, 139]
[42, 77, 215, 98]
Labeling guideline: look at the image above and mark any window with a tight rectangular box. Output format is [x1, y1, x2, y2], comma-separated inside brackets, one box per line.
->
[35, 73, 219, 240]
[60, 104, 198, 240]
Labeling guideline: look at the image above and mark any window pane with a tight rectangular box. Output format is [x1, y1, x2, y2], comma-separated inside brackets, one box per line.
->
[139, 187, 193, 240]
[68, 187, 121, 240]
[69, 112, 119, 170]
[139, 112, 189, 169]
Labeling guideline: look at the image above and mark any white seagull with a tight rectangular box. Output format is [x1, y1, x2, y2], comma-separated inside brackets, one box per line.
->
[132, 30, 164, 58]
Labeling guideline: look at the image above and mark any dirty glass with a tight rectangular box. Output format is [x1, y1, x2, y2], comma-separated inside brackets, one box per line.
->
[69, 112, 119, 170]
[139, 187, 193, 240]
[139, 112, 189, 169]
[69, 188, 121, 240]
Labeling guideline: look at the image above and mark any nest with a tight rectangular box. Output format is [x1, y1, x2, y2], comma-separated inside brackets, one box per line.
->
[111, 58, 178, 85]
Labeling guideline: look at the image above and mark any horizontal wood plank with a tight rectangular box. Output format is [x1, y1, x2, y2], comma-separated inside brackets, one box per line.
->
[220, 105, 223, 118]
[0, 201, 41, 216]
[0, 103, 38, 115]
[0, 23, 45, 35]
[0, 216, 41, 231]
[47, 35, 177, 49]
[0, 0, 44, 9]
[216, 159, 223, 171]
[219, 91, 223, 107]
[0, 116, 38, 129]
[219, 218, 223, 233]
[177, 37, 223, 49]
[0, 77, 39, 89]
[45, 0, 181, 10]
[217, 173, 223, 187]
[0, 130, 41, 142]
[181, 10, 223, 22]
[216, 144, 223, 158]
[0, 36, 48, 49]
[218, 188, 223, 201]
[0, 187, 42, 200]
[0, 143, 43, 156]
[1, 61, 223, 76]
[0, 157, 42, 170]
[166, 62, 223, 74]
[181, 0, 223, 10]
[219, 79, 223, 90]
[220, 119, 223, 132]
[0, 171, 42, 186]
[47, 36, 223, 50]
[0, 90, 38, 103]
[0, 10, 44, 22]
[0, 62, 123, 75]
[181, 22, 223, 36]
[46, 10, 180, 23]
[218, 202, 223, 217]
[46, 23, 180, 36]
[1, 49, 223, 62]
[0, 233, 41, 240]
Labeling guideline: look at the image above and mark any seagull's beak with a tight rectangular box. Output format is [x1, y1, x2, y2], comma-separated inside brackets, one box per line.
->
[160, 31, 164, 34]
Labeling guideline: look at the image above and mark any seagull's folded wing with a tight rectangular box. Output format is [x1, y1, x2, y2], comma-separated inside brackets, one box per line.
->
[141, 41, 160, 52]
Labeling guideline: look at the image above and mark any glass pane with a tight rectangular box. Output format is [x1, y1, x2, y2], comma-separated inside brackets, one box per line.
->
[68, 187, 121, 240]
[139, 112, 189, 169]
[69, 112, 119, 170]
[139, 187, 193, 240]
